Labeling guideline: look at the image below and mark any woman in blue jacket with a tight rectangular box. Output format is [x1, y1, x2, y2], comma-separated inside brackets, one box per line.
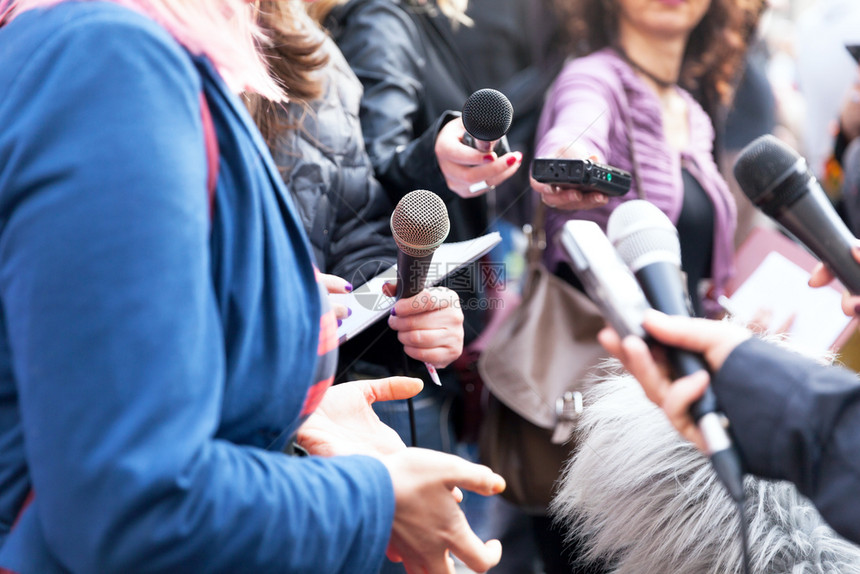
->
[0, 1, 504, 572]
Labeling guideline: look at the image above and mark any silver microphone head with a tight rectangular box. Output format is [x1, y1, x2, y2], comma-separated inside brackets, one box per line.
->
[390, 190, 450, 257]
[462, 88, 513, 142]
[606, 200, 681, 272]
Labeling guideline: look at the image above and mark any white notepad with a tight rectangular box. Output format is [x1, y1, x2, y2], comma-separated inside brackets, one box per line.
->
[332, 232, 502, 344]
[727, 251, 852, 355]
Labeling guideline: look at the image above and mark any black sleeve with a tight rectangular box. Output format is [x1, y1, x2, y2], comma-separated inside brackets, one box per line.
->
[713, 337, 860, 543]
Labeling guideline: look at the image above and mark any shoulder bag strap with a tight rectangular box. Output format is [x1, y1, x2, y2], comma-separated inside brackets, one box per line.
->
[621, 86, 646, 200]
[200, 93, 219, 219]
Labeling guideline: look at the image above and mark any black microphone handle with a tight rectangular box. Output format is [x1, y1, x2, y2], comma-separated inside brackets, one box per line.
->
[772, 183, 860, 294]
[634, 262, 719, 421]
[395, 250, 434, 300]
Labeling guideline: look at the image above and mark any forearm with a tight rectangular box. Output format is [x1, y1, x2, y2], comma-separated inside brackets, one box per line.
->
[714, 337, 860, 541]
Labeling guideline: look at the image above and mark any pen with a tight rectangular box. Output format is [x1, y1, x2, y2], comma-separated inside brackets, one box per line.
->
[424, 362, 442, 386]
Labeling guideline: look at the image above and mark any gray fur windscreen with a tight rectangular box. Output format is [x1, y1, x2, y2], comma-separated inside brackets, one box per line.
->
[551, 365, 860, 573]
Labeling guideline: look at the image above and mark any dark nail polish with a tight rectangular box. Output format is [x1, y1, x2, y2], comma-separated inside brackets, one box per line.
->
[345, 282, 353, 293]
[347, 307, 353, 317]
[854, 303, 860, 316]
[390, 308, 397, 317]
[337, 319, 343, 327]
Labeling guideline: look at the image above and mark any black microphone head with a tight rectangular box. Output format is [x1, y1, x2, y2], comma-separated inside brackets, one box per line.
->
[733, 134, 813, 215]
[462, 88, 513, 142]
[390, 190, 450, 258]
[606, 200, 681, 272]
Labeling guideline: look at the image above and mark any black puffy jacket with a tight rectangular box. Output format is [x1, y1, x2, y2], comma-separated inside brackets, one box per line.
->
[269, 33, 396, 286]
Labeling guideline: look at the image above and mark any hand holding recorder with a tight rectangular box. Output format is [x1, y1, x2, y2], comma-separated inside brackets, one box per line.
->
[531, 148, 631, 210]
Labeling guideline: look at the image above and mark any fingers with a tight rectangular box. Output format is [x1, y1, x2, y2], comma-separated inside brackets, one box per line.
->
[807, 261, 834, 288]
[810, 246, 860, 317]
[319, 273, 352, 320]
[451, 536, 503, 574]
[318, 272, 353, 295]
[618, 334, 671, 406]
[661, 370, 710, 452]
[434, 117, 523, 198]
[331, 302, 350, 322]
[359, 376, 424, 403]
[640, 310, 751, 370]
[386, 288, 464, 367]
[841, 290, 860, 318]
[442, 458, 506, 497]
[443, 151, 524, 198]
[381, 281, 397, 298]
[532, 178, 610, 211]
[597, 326, 623, 356]
[390, 288, 459, 317]
[402, 344, 463, 368]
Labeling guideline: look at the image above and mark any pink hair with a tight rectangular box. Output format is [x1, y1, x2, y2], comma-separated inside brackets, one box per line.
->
[1, 0, 284, 101]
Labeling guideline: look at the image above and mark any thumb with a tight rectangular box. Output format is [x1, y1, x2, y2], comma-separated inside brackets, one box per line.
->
[360, 376, 424, 403]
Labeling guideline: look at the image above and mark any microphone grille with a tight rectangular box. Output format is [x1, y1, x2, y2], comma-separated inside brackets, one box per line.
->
[462, 88, 514, 142]
[390, 190, 450, 257]
[733, 134, 810, 211]
[606, 200, 681, 272]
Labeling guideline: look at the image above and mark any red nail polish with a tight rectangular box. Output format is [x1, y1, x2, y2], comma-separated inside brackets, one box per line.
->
[507, 155, 517, 166]
[483, 154, 495, 162]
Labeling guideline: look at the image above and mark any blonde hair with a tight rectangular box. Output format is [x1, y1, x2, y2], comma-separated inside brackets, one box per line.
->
[3, 0, 285, 101]
[307, 0, 471, 27]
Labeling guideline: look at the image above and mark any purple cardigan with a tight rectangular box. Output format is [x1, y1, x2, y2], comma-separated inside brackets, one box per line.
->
[536, 48, 736, 315]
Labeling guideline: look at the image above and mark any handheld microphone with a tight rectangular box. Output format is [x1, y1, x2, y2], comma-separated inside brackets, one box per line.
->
[607, 200, 744, 502]
[733, 134, 860, 294]
[390, 190, 451, 385]
[559, 220, 649, 340]
[461, 88, 513, 155]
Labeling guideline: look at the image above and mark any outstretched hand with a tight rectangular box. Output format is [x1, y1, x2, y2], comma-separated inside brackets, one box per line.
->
[297, 377, 423, 457]
[381, 448, 505, 574]
[530, 145, 610, 211]
[435, 117, 523, 198]
[807, 245, 860, 317]
[298, 376, 507, 574]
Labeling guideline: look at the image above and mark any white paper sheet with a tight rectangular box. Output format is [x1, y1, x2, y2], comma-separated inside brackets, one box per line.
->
[727, 251, 852, 354]
[332, 232, 502, 344]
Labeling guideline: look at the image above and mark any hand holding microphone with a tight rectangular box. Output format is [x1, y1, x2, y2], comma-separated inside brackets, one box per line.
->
[460, 88, 513, 154]
[434, 89, 522, 198]
[603, 200, 745, 502]
[389, 190, 464, 384]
